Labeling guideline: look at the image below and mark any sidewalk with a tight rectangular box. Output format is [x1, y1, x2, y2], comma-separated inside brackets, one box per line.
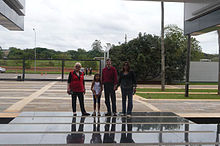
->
[0, 81, 220, 118]
[137, 84, 218, 89]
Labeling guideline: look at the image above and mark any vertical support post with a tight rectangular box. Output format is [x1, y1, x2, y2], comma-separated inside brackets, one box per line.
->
[218, 30, 220, 95]
[33, 28, 37, 72]
[185, 34, 191, 97]
[161, 1, 165, 91]
[216, 124, 220, 144]
[99, 60, 102, 75]
[62, 59, 64, 81]
[22, 58, 25, 81]
[104, 52, 106, 67]
[159, 125, 163, 145]
[107, 51, 109, 59]
[184, 124, 189, 145]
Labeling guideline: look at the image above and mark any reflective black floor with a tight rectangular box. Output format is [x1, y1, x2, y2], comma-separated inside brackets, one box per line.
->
[0, 112, 219, 145]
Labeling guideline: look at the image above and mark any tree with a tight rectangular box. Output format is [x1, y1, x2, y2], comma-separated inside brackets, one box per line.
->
[110, 25, 202, 83]
[67, 50, 79, 59]
[164, 25, 203, 83]
[77, 48, 88, 59]
[87, 40, 104, 59]
[110, 33, 161, 80]
[7, 47, 24, 59]
[0, 47, 3, 59]
[161, 1, 165, 91]
[91, 40, 102, 52]
[218, 30, 220, 95]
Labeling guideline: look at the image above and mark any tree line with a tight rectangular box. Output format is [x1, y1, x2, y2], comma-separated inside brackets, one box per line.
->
[110, 25, 205, 83]
[1, 40, 103, 60]
[0, 25, 216, 83]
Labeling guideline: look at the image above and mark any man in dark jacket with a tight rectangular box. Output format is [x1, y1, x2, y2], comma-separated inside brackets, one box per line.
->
[102, 59, 117, 116]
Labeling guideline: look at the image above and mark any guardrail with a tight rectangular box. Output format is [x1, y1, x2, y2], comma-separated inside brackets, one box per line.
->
[0, 58, 101, 81]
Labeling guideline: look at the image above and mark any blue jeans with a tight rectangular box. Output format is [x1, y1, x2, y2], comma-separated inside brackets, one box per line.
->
[121, 88, 133, 114]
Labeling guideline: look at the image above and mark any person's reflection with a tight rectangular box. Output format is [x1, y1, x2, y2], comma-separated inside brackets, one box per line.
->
[103, 117, 116, 143]
[90, 117, 102, 144]
[216, 123, 220, 146]
[67, 116, 86, 144]
[120, 117, 134, 143]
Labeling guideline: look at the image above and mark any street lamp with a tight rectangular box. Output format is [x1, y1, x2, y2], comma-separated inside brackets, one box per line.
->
[33, 28, 36, 72]
[103, 43, 112, 67]
[106, 43, 111, 59]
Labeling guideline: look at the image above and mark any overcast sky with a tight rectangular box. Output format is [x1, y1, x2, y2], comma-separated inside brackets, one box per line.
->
[0, 0, 218, 54]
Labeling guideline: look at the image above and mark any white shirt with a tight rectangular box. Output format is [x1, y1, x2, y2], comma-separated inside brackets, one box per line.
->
[93, 82, 101, 95]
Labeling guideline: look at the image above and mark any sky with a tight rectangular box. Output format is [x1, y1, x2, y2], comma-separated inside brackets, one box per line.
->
[0, 0, 218, 54]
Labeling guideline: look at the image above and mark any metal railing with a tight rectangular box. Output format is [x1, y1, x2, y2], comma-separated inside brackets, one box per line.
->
[0, 58, 101, 81]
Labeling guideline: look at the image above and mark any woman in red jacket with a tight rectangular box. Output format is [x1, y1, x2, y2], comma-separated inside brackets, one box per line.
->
[67, 62, 90, 116]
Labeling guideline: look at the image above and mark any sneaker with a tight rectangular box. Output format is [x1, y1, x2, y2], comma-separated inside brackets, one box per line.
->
[73, 113, 77, 116]
[121, 113, 126, 116]
[127, 114, 132, 118]
[82, 113, 90, 116]
[105, 112, 111, 116]
[92, 112, 96, 116]
[98, 112, 101, 116]
[113, 112, 117, 116]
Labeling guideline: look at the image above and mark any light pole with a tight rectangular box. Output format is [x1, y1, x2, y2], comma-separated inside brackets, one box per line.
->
[106, 43, 111, 59]
[33, 28, 36, 72]
[103, 43, 111, 67]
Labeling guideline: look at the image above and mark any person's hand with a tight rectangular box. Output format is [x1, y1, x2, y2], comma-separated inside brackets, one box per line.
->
[92, 89, 96, 95]
[133, 88, 136, 95]
[114, 85, 117, 91]
[98, 92, 102, 96]
[67, 89, 71, 95]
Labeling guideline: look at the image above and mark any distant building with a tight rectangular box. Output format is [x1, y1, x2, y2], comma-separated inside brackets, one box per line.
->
[200, 59, 211, 62]
[0, 0, 25, 31]
[190, 61, 218, 82]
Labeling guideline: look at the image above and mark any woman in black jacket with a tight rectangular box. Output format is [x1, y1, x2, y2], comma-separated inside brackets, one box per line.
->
[117, 62, 136, 116]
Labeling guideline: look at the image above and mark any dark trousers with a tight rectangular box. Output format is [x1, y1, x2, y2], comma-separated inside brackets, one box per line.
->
[104, 83, 117, 113]
[121, 88, 133, 114]
[103, 117, 116, 143]
[71, 92, 86, 114]
[93, 95, 101, 104]
[120, 117, 134, 143]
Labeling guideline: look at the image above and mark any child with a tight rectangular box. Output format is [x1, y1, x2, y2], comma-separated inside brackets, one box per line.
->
[91, 74, 103, 116]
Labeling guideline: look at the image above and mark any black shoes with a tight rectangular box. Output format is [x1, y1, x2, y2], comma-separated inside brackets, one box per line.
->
[105, 112, 111, 116]
[82, 113, 90, 116]
[104, 112, 117, 116]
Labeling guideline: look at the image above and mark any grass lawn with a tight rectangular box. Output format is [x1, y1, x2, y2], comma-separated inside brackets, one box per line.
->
[177, 82, 218, 85]
[136, 88, 218, 93]
[136, 93, 220, 99]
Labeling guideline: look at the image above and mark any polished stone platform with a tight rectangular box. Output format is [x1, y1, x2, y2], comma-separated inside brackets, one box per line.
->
[0, 112, 219, 145]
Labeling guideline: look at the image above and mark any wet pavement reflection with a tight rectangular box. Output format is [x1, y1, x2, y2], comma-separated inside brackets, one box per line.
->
[0, 112, 219, 145]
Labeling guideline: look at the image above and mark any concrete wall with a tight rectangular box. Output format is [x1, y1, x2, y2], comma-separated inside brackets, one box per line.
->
[190, 62, 218, 82]
[184, 1, 220, 21]
[0, 0, 25, 31]
[184, 1, 220, 35]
